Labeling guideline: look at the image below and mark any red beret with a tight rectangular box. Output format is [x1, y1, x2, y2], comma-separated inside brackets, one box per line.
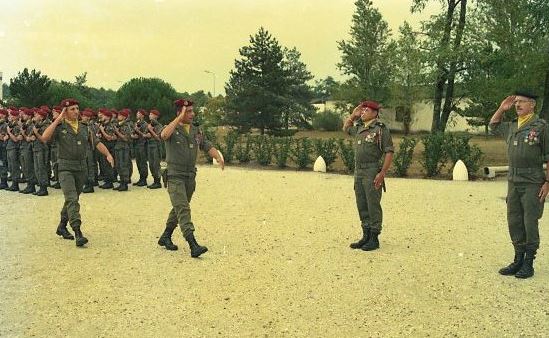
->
[9, 109, 19, 117]
[60, 98, 79, 108]
[137, 109, 148, 115]
[102, 110, 112, 118]
[81, 110, 94, 118]
[0, 109, 7, 116]
[35, 108, 49, 117]
[149, 109, 160, 116]
[52, 106, 62, 112]
[360, 100, 380, 111]
[40, 105, 51, 113]
[174, 99, 193, 108]
[110, 109, 118, 115]
[118, 109, 129, 118]
[23, 108, 34, 116]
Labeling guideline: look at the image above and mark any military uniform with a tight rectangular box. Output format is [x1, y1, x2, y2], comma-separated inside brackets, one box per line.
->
[147, 118, 163, 189]
[490, 115, 548, 277]
[20, 117, 37, 194]
[32, 117, 51, 196]
[113, 117, 132, 191]
[6, 119, 22, 191]
[134, 117, 149, 186]
[159, 120, 213, 257]
[347, 118, 394, 249]
[98, 119, 115, 189]
[81, 118, 97, 193]
[0, 112, 9, 189]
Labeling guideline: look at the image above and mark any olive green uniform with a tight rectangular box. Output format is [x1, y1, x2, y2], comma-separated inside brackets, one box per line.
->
[6, 122, 22, 187]
[53, 121, 99, 229]
[164, 124, 213, 237]
[347, 120, 394, 234]
[81, 121, 97, 186]
[147, 119, 163, 182]
[32, 120, 51, 189]
[20, 121, 37, 188]
[490, 116, 548, 251]
[98, 121, 115, 186]
[0, 119, 8, 187]
[134, 119, 149, 182]
[114, 120, 132, 185]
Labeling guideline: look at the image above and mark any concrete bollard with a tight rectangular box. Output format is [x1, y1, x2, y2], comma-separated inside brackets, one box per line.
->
[313, 156, 327, 173]
[213, 150, 224, 166]
[452, 159, 469, 181]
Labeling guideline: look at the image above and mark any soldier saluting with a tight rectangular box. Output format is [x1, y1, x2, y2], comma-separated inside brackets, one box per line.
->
[41, 99, 114, 247]
[343, 100, 394, 252]
[157, 99, 224, 258]
[490, 91, 549, 279]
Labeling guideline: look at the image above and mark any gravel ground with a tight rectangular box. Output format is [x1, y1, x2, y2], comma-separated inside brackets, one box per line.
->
[1, 165, 548, 337]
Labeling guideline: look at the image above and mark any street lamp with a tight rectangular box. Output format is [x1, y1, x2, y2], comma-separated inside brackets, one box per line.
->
[204, 70, 216, 97]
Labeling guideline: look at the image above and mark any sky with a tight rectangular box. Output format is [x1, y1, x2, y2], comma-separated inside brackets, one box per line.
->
[0, 0, 439, 94]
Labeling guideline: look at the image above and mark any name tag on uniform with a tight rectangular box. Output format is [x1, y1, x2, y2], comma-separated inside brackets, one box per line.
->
[513, 141, 518, 146]
[357, 140, 362, 145]
[77, 141, 82, 145]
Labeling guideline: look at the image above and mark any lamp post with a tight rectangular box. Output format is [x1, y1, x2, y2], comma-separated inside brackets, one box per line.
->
[204, 70, 216, 97]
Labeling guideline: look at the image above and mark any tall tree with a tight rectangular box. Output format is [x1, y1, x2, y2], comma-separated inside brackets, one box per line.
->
[413, 0, 469, 132]
[9, 68, 52, 107]
[337, 0, 395, 105]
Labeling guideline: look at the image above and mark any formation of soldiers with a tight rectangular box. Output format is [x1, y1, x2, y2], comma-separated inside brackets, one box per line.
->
[0, 105, 165, 195]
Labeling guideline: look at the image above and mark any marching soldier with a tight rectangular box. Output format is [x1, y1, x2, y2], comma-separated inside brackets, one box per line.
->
[31, 108, 51, 196]
[490, 91, 549, 279]
[41, 98, 114, 246]
[50, 106, 62, 189]
[343, 100, 394, 252]
[158, 99, 224, 258]
[146, 109, 163, 189]
[97, 109, 116, 189]
[81, 109, 97, 193]
[132, 109, 149, 186]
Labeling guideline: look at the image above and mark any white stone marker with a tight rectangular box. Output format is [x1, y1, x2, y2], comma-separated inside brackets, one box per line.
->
[452, 159, 469, 181]
[313, 156, 327, 173]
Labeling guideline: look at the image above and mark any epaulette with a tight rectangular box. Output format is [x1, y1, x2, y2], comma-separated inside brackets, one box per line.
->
[375, 121, 386, 128]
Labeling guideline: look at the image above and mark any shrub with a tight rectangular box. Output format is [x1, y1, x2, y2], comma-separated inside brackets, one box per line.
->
[293, 138, 313, 169]
[235, 134, 253, 163]
[420, 132, 447, 177]
[220, 130, 239, 163]
[273, 137, 293, 168]
[393, 137, 417, 177]
[443, 133, 483, 177]
[337, 139, 355, 173]
[311, 110, 342, 131]
[313, 138, 338, 170]
[253, 135, 273, 166]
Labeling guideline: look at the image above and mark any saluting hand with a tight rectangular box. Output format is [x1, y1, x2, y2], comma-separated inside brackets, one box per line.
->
[539, 183, 549, 202]
[373, 171, 385, 190]
[499, 96, 516, 112]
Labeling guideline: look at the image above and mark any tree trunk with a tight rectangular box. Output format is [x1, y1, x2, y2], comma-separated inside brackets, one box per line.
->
[440, 0, 467, 132]
[540, 46, 549, 122]
[430, 0, 457, 133]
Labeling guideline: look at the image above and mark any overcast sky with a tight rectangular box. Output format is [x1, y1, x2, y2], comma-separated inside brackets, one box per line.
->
[0, 0, 439, 94]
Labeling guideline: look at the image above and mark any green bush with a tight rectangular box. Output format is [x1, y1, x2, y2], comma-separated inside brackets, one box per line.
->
[293, 138, 313, 169]
[337, 139, 355, 173]
[220, 130, 239, 163]
[311, 110, 342, 131]
[252, 135, 273, 166]
[274, 137, 293, 168]
[393, 137, 417, 177]
[267, 129, 299, 137]
[235, 134, 253, 163]
[443, 133, 483, 176]
[313, 138, 338, 170]
[420, 132, 447, 177]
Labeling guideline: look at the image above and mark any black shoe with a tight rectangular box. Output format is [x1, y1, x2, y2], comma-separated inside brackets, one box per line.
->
[20, 184, 36, 194]
[7, 182, 20, 192]
[185, 232, 208, 258]
[0, 178, 8, 190]
[117, 183, 128, 191]
[350, 227, 370, 249]
[35, 185, 49, 196]
[74, 227, 88, 247]
[147, 178, 161, 189]
[82, 184, 94, 193]
[158, 232, 179, 251]
[361, 232, 380, 251]
[515, 250, 536, 279]
[52, 182, 61, 189]
[135, 178, 148, 186]
[100, 182, 113, 189]
[498, 251, 524, 275]
[56, 221, 75, 240]
[112, 184, 120, 191]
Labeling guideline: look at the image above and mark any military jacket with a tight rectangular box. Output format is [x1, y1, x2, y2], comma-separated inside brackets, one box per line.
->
[148, 120, 163, 147]
[32, 120, 51, 152]
[52, 120, 98, 171]
[490, 116, 549, 183]
[164, 124, 212, 176]
[114, 120, 133, 150]
[347, 120, 394, 175]
[6, 122, 21, 150]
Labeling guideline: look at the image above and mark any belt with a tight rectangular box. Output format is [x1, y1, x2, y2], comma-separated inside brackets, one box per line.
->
[509, 167, 543, 174]
[356, 162, 380, 169]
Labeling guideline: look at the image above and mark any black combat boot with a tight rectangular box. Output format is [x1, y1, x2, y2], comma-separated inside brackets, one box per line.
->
[361, 231, 380, 251]
[56, 219, 74, 240]
[35, 185, 49, 196]
[515, 250, 536, 279]
[20, 183, 36, 194]
[0, 177, 8, 190]
[7, 180, 20, 192]
[82, 182, 94, 193]
[350, 226, 370, 249]
[135, 177, 147, 186]
[158, 226, 178, 251]
[73, 227, 89, 247]
[498, 250, 525, 275]
[147, 177, 161, 189]
[184, 232, 208, 258]
[117, 182, 128, 191]
[52, 181, 61, 189]
[99, 181, 113, 189]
